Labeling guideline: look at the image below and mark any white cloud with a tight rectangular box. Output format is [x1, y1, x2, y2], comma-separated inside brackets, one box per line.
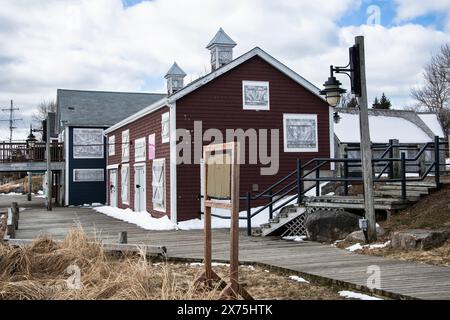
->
[394, 0, 450, 24]
[0, 0, 449, 140]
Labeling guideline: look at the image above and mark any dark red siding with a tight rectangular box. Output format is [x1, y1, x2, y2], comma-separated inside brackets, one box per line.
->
[107, 106, 171, 218]
[176, 56, 330, 221]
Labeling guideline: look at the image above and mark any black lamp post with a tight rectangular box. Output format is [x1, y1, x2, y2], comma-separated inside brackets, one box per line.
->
[320, 36, 377, 243]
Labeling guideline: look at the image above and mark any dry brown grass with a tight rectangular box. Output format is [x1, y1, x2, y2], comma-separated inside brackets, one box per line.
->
[0, 175, 43, 194]
[0, 228, 342, 300]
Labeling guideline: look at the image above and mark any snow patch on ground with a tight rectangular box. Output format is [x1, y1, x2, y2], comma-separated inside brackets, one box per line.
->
[189, 262, 229, 267]
[282, 236, 307, 242]
[345, 241, 391, 252]
[339, 290, 382, 300]
[94, 206, 178, 231]
[289, 275, 310, 284]
[0, 192, 23, 196]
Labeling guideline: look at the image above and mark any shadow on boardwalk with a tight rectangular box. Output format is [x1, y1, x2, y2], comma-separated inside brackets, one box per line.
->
[3, 194, 450, 300]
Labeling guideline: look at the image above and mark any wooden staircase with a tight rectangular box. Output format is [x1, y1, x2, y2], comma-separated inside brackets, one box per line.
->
[252, 181, 438, 237]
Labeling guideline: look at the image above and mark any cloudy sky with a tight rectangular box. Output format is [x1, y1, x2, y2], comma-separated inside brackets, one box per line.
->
[0, 0, 449, 140]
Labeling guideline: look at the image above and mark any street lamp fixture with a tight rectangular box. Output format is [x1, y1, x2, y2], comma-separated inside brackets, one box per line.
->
[320, 44, 361, 107]
[26, 125, 37, 149]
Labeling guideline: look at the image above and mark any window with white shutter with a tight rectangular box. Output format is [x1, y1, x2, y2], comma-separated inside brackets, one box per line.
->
[122, 130, 130, 162]
[161, 113, 169, 143]
[108, 135, 115, 156]
[135, 137, 146, 162]
[121, 164, 129, 204]
[152, 159, 165, 212]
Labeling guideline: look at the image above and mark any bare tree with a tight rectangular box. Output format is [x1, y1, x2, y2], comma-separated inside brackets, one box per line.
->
[411, 44, 450, 135]
[338, 92, 358, 108]
[32, 100, 56, 139]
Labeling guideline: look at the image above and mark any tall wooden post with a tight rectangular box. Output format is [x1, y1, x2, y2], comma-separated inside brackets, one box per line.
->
[46, 116, 52, 211]
[356, 36, 377, 242]
[27, 171, 32, 201]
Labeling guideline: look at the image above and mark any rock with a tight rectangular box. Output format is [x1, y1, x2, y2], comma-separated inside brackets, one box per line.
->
[390, 229, 449, 250]
[345, 225, 385, 242]
[305, 210, 360, 242]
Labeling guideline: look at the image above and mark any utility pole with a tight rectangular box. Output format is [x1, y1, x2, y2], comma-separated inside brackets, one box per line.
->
[1, 100, 22, 143]
[356, 36, 377, 242]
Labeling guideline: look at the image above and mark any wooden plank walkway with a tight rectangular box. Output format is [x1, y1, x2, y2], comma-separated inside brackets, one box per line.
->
[4, 195, 450, 300]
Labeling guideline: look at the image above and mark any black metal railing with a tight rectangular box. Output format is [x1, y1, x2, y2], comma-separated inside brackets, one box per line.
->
[201, 136, 448, 235]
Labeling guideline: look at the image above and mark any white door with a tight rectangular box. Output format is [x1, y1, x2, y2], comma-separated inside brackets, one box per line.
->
[109, 169, 118, 207]
[134, 165, 146, 212]
[152, 159, 166, 212]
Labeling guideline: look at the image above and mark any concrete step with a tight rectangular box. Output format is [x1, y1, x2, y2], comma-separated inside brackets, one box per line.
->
[375, 190, 424, 198]
[377, 186, 430, 195]
[385, 181, 437, 188]
[378, 185, 433, 193]
[260, 206, 307, 237]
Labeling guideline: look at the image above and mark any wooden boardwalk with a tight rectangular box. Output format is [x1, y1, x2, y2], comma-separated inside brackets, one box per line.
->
[4, 194, 450, 300]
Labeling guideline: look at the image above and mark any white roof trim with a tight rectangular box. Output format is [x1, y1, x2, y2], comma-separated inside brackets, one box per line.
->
[105, 47, 325, 133]
[104, 97, 168, 134]
[168, 47, 325, 103]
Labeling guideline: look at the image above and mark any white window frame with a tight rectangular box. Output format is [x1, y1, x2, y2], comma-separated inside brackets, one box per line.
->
[161, 112, 170, 144]
[121, 164, 130, 205]
[122, 130, 130, 163]
[152, 158, 166, 212]
[134, 137, 146, 162]
[73, 128, 104, 159]
[73, 169, 104, 182]
[242, 80, 270, 111]
[283, 113, 319, 152]
[108, 135, 115, 156]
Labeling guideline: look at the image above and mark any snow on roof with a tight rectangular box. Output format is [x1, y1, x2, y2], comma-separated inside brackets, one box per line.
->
[335, 113, 432, 144]
[418, 113, 445, 138]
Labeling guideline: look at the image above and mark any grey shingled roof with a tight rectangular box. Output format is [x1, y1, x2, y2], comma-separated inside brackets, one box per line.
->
[56, 89, 166, 131]
[206, 28, 237, 49]
[165, 62, 186, 78]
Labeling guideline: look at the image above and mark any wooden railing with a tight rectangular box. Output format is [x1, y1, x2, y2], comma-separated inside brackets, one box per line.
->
[0, 142, 64, 163]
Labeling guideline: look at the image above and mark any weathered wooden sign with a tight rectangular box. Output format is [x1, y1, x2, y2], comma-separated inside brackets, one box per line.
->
[196, 142, 252, 300]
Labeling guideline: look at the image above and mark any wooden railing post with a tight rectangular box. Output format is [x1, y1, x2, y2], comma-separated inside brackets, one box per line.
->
[401, 152, 407, 200]
[418, 144, 426, 177]
[12, 202, 19, 230]
[392, 139, 400, 179]
[435, 136, 440, 188]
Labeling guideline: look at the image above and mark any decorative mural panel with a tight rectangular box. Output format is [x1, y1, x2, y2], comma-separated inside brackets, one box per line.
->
[283, 114, 318, 152]
[73, 169, 104, 182]
[73, 128, 104, 159]
[242, 81, 270, 110]
[148, 134, 156, 160]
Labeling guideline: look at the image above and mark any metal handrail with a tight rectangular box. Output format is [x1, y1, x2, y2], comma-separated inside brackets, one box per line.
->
[207, 136, 447, 236]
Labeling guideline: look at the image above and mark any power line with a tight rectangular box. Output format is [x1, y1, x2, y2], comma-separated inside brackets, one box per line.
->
[1, 100, 22, 143]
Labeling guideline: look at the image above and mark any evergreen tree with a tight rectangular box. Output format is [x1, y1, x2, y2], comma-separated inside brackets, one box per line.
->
[372, 93, 392, 109]
[378, 92, 392, 109]
[372, 96, 380, 108]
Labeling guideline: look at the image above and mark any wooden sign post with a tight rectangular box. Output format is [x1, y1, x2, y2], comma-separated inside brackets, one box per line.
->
[195, 142, 252, 300]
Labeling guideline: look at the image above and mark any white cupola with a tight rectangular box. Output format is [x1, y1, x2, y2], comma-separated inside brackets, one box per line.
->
[165, 62, 187, 94]
[206, 28, 237, 71]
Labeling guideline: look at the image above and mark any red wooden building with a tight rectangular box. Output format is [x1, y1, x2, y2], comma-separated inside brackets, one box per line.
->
[104, 29, 334, 223]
